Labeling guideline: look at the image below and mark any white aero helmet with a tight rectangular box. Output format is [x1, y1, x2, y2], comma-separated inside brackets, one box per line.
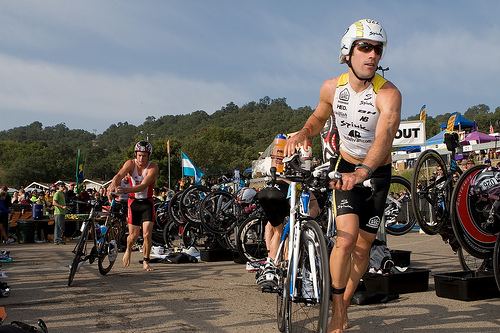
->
[339, 19, 387, 64]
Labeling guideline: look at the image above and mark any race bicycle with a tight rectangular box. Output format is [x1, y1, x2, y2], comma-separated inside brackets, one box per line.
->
[68, 198, 124, 287]
[272, 156, 330, 333]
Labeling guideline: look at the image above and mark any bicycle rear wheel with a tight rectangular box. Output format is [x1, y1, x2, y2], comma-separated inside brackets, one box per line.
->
[68, 220, 91, 286]
[200, 190, 240, 234]
[286, 219, 329, 333]
[411, 149, 449, 235]
[276, 232, 289, 332]
[451, 164, 495, 259]
[168, 191, 185, 225]
[180, 185, 211, 224]
[385, 175, 416, 236]
[163, 219, 183, 248]
[237, 215, 268, 263]
[98, 216, 121, 275]
[493, 235, 500, 290]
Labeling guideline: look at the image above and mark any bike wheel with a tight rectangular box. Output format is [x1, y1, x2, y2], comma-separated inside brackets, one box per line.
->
[458, 247, 489, 271]
[163, 219, 183, 248]
[180, 185, 211, 224]
[200, 191, 241, 235]
[237, 215, 268, 263]
[168, 191, 185, 225]
[182, 221, 217, 249]
[493, 235, 500, 290]
[411, 149, 449, 235]
[286, 219, 329, 333]
[385, 175, 416, 236]
[451, 164, 495, 259]
[98, 217, 121, 275]
[276, 241, 289, 333]
[68, 220, 91, 286]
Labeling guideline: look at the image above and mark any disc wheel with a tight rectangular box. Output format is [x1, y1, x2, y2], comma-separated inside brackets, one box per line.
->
[411, 149, 449, 235]
[451, 164, 495, 259]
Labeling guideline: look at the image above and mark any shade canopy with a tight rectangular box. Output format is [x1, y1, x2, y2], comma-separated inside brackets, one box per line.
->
[440, 114, 475, 130]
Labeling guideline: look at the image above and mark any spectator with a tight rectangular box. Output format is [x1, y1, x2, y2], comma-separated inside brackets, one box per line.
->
[1, 187, 12, 236]
[11, 191, 19, 205]
[484, 159, 492, 167]
[464, 159, 475, 170]
[35, 191, 51, 242]
[65, 183, 77, 206]
[0, 190, 13, 244]
[52, 182, 68, 245]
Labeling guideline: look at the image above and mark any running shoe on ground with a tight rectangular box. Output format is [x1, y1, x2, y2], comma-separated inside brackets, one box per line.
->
[246, 260, 265, 272]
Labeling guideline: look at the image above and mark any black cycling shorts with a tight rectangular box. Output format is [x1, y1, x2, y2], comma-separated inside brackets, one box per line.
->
[258, 180, 290, 227]
[334, 159, 391, 234]
[127, 197, 155, 226]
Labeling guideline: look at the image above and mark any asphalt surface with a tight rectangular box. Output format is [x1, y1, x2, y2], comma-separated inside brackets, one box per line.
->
[1, 230, 500, 333]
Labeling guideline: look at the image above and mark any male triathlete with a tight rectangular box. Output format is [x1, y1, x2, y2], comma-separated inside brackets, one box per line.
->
[285, 19, 401, 333]
[111, 141, 159, 271]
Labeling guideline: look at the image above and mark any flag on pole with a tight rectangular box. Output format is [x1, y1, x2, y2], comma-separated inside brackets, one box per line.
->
[76, 149, 84, 194]
[490, 121, 495, 134]
[419, 105, 426, 121]
[167, 140, 170, 155]
[181, 152, 204, 185]
[446, 113, 458, 133]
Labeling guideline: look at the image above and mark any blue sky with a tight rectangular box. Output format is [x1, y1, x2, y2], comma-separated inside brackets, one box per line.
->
[1, 1, 499, 134]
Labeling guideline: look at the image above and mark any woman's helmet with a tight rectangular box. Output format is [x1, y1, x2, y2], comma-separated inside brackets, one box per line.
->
[339, 19, 387, 64]
[134, 141, 153, 155]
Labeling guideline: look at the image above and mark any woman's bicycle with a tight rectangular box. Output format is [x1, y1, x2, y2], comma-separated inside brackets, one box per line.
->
[68, 198, 124, 287]
[272, 156, 330, 333]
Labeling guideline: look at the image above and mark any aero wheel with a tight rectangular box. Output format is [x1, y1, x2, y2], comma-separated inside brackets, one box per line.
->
[68, 220, 91, 286]
[237, 215, 268, 263]
[168, 191, 185, 225]
[180, 185, 211, 224]
[411, 149, 449, 235]
[287, 220, 329, 333]
[98, 219, 120, 275]
[451, 164, 495, 259]
[163, 219, 183, 249]
[200, 191, 240, 234]
[385, 175, 416, 236]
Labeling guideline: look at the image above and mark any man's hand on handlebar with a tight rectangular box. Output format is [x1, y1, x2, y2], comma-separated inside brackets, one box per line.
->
[329, 170, 371, 191]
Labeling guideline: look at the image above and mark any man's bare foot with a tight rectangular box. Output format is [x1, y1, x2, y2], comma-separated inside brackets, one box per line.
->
[327, 311, 345, 333]
[143, 263, 154, 271]
[343, 313, 349, 330]
[123, 250, 131, 267]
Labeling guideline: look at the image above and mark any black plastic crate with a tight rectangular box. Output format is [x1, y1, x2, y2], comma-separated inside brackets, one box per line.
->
[433, 270, 500, 301]
[200, 248, 234, 262]
[390, 249, 411, 267]
[363, 268, 430, 294]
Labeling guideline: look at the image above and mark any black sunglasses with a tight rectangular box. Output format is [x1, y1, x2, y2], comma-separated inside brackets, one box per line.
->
[354, 42, 383, 56]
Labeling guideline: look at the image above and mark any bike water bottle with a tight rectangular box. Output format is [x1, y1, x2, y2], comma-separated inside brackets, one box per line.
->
[234, 169, 240, 184]
[299, 139, 313, 171]
[271, 134, 287, 173]
[98, 225, 107, 242]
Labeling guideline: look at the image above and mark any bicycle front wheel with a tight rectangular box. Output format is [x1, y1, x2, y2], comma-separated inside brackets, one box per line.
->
[98, 217, 121, 275]
[286, 219, 329, 333]
[237, 215, 268, 263]
[411, 149, 449, 235]
[385, 175, 416, 236]
[493, 235, 500, 290]
[68, 220, 91, 286]
[200, 190, 240, 235]
[450, 164, 495, 259]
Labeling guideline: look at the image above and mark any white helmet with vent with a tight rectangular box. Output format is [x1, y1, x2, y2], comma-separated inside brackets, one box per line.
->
[339, 19, 387, 64]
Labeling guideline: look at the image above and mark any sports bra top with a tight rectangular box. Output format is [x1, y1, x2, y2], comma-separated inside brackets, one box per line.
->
[332, 73, 386, 159]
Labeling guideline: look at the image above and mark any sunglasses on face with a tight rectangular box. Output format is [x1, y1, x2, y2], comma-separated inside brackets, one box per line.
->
[354, 42, 383, 56]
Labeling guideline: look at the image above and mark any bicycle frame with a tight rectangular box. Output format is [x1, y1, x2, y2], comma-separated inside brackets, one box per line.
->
[275, 181, 322, 302]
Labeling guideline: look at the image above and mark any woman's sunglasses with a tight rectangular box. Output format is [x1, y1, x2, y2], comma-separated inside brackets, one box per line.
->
[354, 42, 383, 56]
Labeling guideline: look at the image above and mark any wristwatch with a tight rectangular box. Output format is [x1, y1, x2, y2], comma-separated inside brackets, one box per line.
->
[354, 164, 373, 178]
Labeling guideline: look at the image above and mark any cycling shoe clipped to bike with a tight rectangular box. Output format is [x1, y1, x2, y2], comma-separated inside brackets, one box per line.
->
[256, 259, 279, 293]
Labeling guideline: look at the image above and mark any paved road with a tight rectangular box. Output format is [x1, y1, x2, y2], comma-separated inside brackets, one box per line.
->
[1, 230, 500, 333]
